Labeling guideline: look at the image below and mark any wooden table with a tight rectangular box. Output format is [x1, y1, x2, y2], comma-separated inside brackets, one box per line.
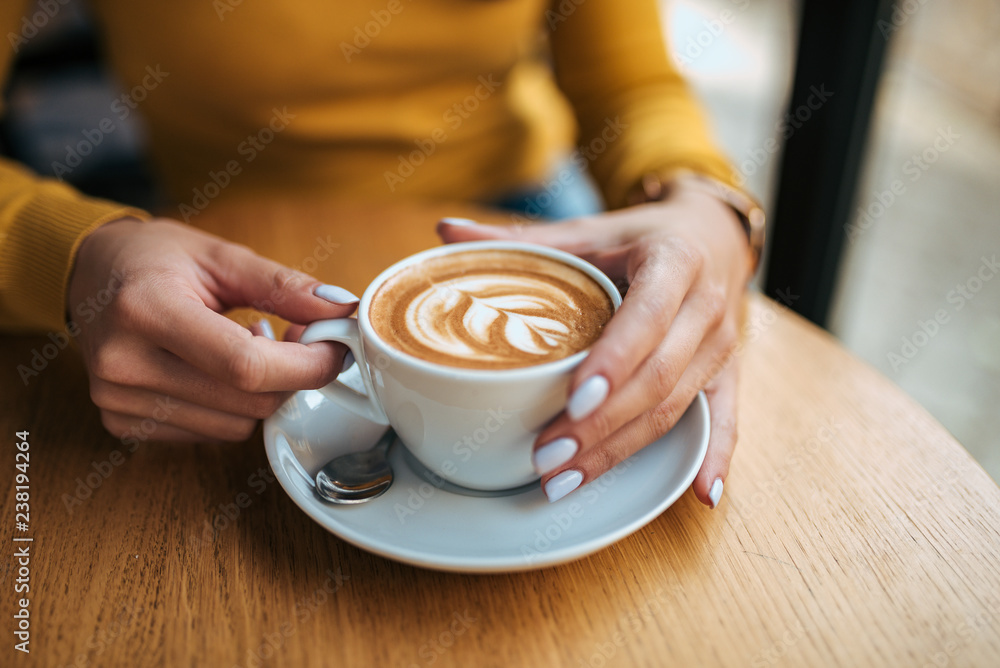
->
[3, 199, 1000, 667]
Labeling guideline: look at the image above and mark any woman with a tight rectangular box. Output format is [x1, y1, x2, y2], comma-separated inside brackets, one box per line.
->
[0, 0, 758, 506]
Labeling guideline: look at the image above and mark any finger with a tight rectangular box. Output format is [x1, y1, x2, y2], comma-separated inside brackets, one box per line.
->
[249, 318, 277, 341]
[201, 240, 359, 324]
[565, 239, 708, 422]
[282, 323, 307, 343]
[438, 217, 637, 288]
[89, 346, 304, 419]
[436, 216, 628, 256]
[278, 322, 355, 371]
[99, 410, 225, 444]
[532, 294, 722, 474]
[692, 360, 739, 508]
[91, 382, 262, 442]
[581, 246, 634, 283]
[131, 287, 348, 392]
[538, 354, 710, 502]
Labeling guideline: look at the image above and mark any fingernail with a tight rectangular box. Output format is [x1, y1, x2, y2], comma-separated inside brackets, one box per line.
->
[341, 350, 355, 373]
[544, 470, 583, 503]
[314, 284, 359, 305]
[709, 477, 724, 509]
[532, 437, 578, 474]
[258, 319, 276, 341]
[439, 217, 479, 227]
[567, 375, 609, 421]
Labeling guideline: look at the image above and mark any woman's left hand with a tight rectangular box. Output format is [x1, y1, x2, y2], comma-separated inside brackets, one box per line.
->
[437, 184, 753, 507]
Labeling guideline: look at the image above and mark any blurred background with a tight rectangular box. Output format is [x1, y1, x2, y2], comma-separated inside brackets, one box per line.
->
[3, 0, 999, 480]
[667, 0, 1000, 482]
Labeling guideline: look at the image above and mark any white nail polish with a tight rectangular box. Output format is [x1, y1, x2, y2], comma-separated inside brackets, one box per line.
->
[544, 470, 583, 503]
[314, 284, 359, 305]
[341, 350, 355, 373]
[532, 437, 578, 474]
[439, 217, 478, 227]
[567, 375, 609, 421]
[258, 319, 275, 341]
[709, 477, 724, 509]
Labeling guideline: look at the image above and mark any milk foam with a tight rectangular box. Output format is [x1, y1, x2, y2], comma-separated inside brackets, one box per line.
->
[404, 276, 575, 364]
[369, 249, 614, 369]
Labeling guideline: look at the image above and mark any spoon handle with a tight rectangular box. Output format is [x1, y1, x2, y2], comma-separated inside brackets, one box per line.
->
[373, 428, 396, 456]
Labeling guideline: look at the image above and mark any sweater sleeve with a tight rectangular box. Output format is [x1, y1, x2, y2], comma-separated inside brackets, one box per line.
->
[1, 1, 149, 333]
[548, 0, 739, 209]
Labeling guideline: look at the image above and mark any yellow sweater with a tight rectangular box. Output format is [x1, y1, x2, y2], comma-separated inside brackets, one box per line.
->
[0, 0, 735, 332]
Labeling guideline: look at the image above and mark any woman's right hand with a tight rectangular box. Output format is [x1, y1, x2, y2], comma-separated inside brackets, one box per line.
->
[67, 218, 358, 443]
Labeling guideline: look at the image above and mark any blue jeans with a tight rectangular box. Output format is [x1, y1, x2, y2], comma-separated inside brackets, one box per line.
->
[492, 157, 605, 222]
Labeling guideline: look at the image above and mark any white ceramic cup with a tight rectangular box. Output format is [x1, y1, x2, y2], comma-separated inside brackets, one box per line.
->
[298, 240, 622, 491]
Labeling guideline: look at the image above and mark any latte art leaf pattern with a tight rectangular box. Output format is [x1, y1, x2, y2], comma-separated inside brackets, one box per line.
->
[409, 280, 576, 362]
[370, 250, 614, 369]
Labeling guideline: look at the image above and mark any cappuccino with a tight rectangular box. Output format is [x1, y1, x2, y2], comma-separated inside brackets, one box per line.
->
[369, 249, 613, 369]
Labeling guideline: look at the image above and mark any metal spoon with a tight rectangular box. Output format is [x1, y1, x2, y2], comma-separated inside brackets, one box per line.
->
[315, 428, 396, 504]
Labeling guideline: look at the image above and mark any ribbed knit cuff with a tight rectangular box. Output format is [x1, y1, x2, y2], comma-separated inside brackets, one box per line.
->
[3, 195, 149, 332]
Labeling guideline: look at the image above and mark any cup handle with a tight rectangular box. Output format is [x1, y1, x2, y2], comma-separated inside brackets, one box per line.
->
[298, 319, 389, 425]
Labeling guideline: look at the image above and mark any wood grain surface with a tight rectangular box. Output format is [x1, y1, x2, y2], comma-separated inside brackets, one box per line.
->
[3, 198, 999, 667]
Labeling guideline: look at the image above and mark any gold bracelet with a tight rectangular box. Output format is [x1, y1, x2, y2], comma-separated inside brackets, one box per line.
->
[626, 170, 766, 273]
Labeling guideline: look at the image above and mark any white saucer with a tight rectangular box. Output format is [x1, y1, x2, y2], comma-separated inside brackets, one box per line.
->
[264, 377, 710, 573]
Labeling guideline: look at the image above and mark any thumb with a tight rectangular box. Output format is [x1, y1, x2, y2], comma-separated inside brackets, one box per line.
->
[436, 216, 614, 256]
[204, 240, 359, 324]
